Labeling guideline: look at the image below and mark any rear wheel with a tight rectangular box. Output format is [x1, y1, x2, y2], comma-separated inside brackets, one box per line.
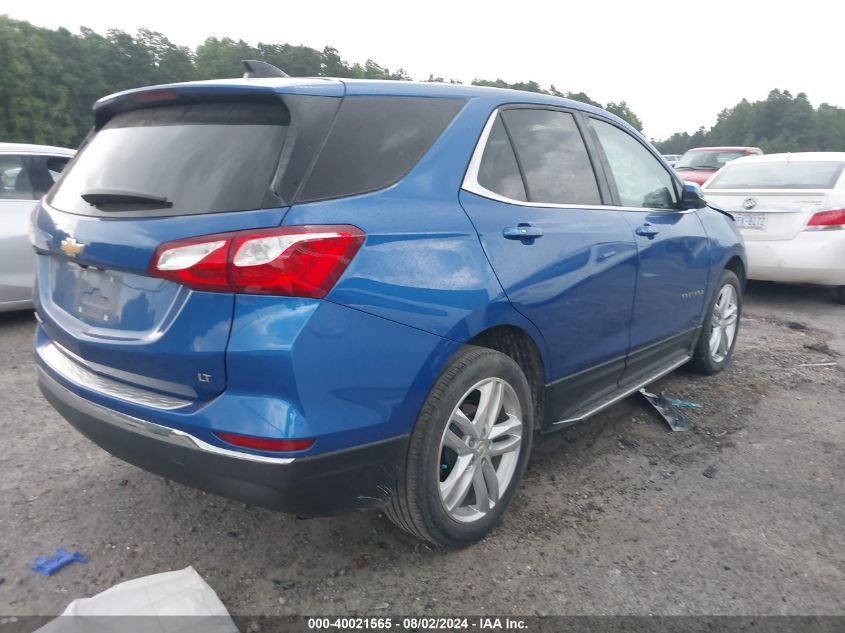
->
[689, 270, 742, 375]
[386, 346, 533, 547]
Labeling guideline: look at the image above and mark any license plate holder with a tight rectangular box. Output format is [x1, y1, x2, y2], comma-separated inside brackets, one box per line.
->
[73, 267, 122, 325]
[733, 212, 767, 230]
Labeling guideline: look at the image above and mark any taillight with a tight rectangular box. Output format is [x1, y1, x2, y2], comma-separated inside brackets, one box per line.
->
[806, 209, 845, 229]
[149, 225, 364, 298]
[214, 431, 315, 452]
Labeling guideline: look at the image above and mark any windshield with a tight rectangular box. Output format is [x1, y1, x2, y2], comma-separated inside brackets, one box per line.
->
[707, 161, 845, 190]
[676, 150, 746, 170]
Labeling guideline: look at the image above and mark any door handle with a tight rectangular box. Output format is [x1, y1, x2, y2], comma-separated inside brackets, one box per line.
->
[503, 225, 543, 240]
[635, 224, 660, 238]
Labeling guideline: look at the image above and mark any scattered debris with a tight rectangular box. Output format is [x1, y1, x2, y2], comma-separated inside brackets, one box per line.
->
[665, 397, 703, 409]
[702, 465, 718, 479]
[374, 602, 390, 610]
[226, 531, 239, 539]
[639, 389, 692, 432]
[786, 322, 807, 331]
[118, 479, 129, 487]
[31, 548, 88, 576]
[356, 556, 369, 570]
[33, 567, 237, 632]
[616, 434, 639, 449]
[798, 362, 837, 368]
[803, 341, 834, 356]
[273, 579, 296, 590]
[0, 576, 5, 587]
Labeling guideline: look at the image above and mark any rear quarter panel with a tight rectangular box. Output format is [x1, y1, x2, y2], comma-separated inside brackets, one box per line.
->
[283, 96, 553, 378]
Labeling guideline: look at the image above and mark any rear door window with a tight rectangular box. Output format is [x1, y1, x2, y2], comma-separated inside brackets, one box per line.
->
[591, 118, 679, 209]
[500, 109, 601, 206]
[49, 100, 292, 217]
[476, 115, 527, 201]
[46, 156, 71, 183]
[297, 97, 465, 202]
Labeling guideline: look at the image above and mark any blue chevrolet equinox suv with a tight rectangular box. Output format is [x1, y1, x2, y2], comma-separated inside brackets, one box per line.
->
[33, 67, 745, 547]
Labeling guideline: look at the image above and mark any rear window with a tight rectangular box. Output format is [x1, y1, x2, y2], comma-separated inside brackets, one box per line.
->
[676, 150, 746, 169]
[297, 97, 465, 203]
[49, 100, 291, 217]
[707, 161, 845, 190]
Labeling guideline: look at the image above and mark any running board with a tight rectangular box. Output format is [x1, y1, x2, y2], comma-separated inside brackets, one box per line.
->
[550, 354, 692, 428]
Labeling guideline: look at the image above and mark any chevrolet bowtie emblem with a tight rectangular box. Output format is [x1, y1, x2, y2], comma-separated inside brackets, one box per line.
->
[60, 237, 86, 257]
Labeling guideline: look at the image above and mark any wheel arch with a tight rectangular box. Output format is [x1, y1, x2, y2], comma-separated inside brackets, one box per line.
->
[465, 324, 547, 427]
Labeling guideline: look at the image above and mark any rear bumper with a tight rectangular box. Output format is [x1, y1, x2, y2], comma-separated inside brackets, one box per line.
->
[745, 230, 845, 286]
[39, 367, 408, 517]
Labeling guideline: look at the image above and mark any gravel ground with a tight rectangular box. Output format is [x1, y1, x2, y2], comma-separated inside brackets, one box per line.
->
[0, 282, 843, 617]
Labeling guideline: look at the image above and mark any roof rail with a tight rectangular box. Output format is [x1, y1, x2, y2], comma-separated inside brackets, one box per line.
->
[241, 60, 289, 79]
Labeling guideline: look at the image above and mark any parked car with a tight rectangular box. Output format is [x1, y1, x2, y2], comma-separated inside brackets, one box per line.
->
[662, 154, 681, 166]
[675, 146, 763, 186]
[703, 152, 845, 303]
[32, 71, 745, 547]
[1, 143, 75, 312]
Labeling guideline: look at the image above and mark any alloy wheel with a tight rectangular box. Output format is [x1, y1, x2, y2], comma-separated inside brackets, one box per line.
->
[437, 377, 523, 523]
[709, 283, 739, 363]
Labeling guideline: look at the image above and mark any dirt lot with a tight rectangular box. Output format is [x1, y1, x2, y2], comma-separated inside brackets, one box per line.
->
[1, 282, 843, 617]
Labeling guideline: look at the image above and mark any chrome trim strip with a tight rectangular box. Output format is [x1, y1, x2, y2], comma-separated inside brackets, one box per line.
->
[552, 354, 691, 426]
[38, 367, 295, 465]
[51, 339, 197, 399]
[461, 109, 693, 214]
[38, 341, 193, 410]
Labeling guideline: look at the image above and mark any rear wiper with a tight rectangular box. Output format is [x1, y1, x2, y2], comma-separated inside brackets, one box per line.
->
[81, 188, 172, 209]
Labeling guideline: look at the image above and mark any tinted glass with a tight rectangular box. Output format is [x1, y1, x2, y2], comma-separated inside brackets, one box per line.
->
[501, 109, 600, 205]
[46, 156, 71, 183]
[0, 155, 35, 200]
[592, 119, 678, 209]
[676, 150, 745, 169]
[298, 97, 465, 202]
[707, 161, 844, 190]
[49, 100, 290, 216]
[477, 116, 527, 201]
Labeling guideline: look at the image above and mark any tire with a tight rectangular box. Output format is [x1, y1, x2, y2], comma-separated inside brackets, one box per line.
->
[688, 269, 742, 375]
[833, 286, 845, 305]
[386, 346, 533, 547]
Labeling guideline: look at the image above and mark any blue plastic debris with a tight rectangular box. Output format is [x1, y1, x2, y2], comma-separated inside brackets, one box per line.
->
[31, 548, 88, 576]
[665, 397, 703, 409]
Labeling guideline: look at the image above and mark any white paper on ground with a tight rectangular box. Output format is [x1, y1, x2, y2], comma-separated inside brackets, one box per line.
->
[35, 566, 239, 633]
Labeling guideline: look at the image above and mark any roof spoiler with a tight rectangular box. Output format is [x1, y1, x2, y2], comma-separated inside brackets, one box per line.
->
[241, 60, 289, 79]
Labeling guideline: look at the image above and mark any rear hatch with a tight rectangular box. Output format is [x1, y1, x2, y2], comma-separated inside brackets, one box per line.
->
[704, 159, 844, 241]
[33, 82, 343, 403]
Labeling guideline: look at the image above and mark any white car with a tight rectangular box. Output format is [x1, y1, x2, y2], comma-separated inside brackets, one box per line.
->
[703, 152, 845, 303]
[662, 153, 681, 166]
[1, 143, 76, 312]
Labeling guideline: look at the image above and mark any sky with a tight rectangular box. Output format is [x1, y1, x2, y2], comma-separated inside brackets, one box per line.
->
[5, 0, 842, 140]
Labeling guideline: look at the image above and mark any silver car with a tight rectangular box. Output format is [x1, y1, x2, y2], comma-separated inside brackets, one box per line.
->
[1, 143, 75, 312]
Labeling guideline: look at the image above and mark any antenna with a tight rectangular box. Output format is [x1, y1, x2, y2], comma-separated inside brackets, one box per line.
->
[241, 60, 289, 79]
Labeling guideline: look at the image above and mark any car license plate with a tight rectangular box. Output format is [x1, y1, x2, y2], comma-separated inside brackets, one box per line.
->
[733, 212, 767, 230]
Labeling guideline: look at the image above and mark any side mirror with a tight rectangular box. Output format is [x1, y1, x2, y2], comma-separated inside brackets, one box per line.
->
[679, 181, 708, 210]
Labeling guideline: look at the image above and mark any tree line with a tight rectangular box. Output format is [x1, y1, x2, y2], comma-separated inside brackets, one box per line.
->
[655, 89, 845, 154]
[1, 15, 843, 155]
[0, 15, 642, 147]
